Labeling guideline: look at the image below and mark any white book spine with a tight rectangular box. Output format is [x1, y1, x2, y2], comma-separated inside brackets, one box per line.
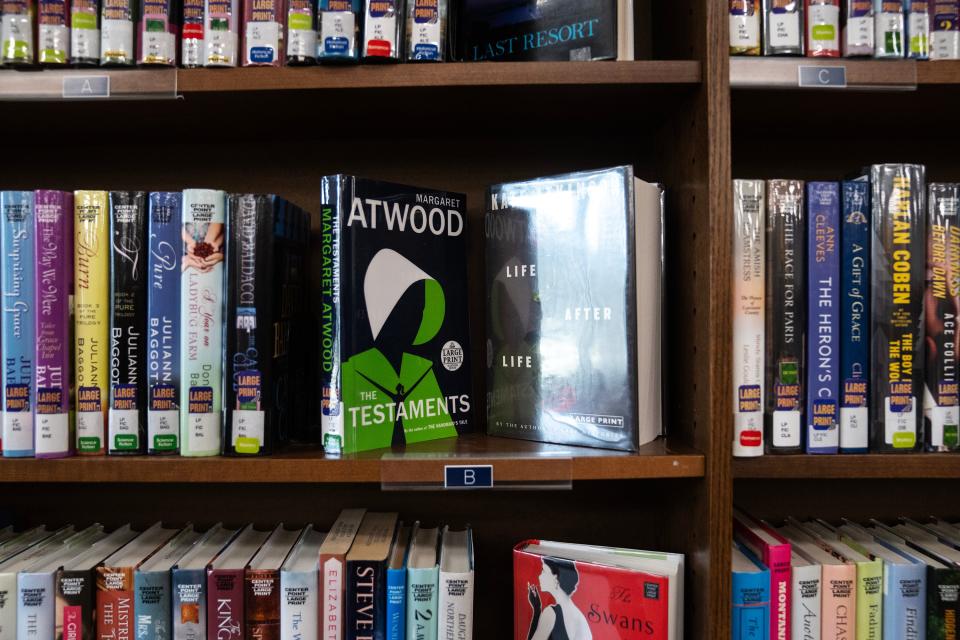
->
[17, 572, 55, 639]
[281, 568, 317, 640]
[437, 570, 473, 640]
[0, 571, 17, 639]
[792, 563, 821, 640]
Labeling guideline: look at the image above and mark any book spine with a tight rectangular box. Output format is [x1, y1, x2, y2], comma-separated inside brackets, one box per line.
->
[729, 0, 761, 55]
[18, 572, 55, 640]
[855, 561, 881, 640]
[806, 0, 842, 56]
[34, 191, 73, 459]
[317, 0, 359, 60]
[806, 181, 841, 454]
[882, 563, 925, 638]
[321, 552, 346, 640]
[928, 566, 958, 640]
[733, 179, 765, 457]
[347, 560, 385, 640]
[284, 0, 316, 63]
[405, 0, 446, 61]
[38, 0, 70, 63]
[840, 181, 871, 453]
[147, 192, 182, 455]
[172, 568, 206, 640]
[96, 567, 135, 640]
[320, 176, 345, 455]
[70, 0, 101, 63]
[732, 570, 771, 640]
[386, 567, 405, 640]
[138, 0, 177, 63]
[765, 179, 804, 453]
[907, 0, 931, 57]
[1, 191, 36, 457]
[135, 570, 171, 639]
[765, 546, 792, 640]
[792, 564, 821, 640]
[74, 190, 110, 456]
[437, 570, 473, 640]
[100, 0, 136, 64]
[0, 0, 36, 64]
[204, 0, 239, 64]
[0, 571, 17, 637]
[182, 0, 205, 65]
[925, 183, 960, 451]
[56, 569, 96, 640]
[245, 568, 280, 639]
[225, 195, 275, 456]
[243, 0, 284, 65]
[845, 0, 875, 55]
[362, 0, 400, 59]
[206, 569, 244, 640]
[180, 189, 226, 457]
[871, 164, 926, 452]
[875, 0, 906, 56]
[931, 1, 960, 59]
[405, 567, 437, 640]
[763, 0, 803, 54]
[109, 191, 148, 455]
[822, 565, 857, 639]
[280, 569, 317, 640]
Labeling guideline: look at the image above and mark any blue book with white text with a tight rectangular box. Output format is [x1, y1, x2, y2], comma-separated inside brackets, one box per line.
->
[840, 180, 871, 453]
[732, 541, 770, 640]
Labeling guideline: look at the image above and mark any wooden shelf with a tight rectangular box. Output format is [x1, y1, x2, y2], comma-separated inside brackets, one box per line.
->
[0, 435, 703, 484]
[731, 57, 918, 89]
[734, 454, 960, 479]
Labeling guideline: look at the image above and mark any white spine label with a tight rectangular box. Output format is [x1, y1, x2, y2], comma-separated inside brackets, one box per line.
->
[730, 13, 760, 48]
[3, 412, 33, 451]
[876, 12, 905, 55]
[109, 409, 139, 448]
[142, 28, 175, 62]
[39, 24, 69, 57]
[205, 16, 238, 65]
[35, 413, 69, 455]
[231, 410, 265, 451]
[244, 20, 279, 63]
[932, 30, 960, 59]
[187, 412, 220, 453]
[768, 12, 800, 49]
[287, 23, 316, 57]
[319, 11, 354, 56]
[364, 12, 397, 56]
[885, 396, 917, 446]
[1, 13, 34, 59]
[771, 411, 801, 448]
[148, 410, 179, 446]
[839, 407, 869, 450]
[847, 15, 874, 49]
[77, 411, 104, 446]
[71, 25, 100, 59]
[100, 18, 133, 59]
[808, 5, 840, 50]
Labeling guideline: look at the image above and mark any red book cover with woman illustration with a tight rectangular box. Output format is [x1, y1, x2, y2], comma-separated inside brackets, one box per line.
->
[514, 540, 677, 640]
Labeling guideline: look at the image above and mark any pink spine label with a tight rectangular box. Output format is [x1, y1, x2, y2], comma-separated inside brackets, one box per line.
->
[64, 605, 82, 640]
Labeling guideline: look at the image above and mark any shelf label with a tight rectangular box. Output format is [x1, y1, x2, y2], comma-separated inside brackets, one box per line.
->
[444, 464, 493, 489]
[62, 75, 110, 98]
[798, 65, 846, 88]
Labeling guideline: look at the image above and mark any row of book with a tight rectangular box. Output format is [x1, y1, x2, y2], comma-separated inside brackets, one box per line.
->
[731, 165, 960, 456]
[0, 509, 475, 640]
[732, 508, 960, 640]
[0, 0, 634, 67]
[730, 0, 960, 59]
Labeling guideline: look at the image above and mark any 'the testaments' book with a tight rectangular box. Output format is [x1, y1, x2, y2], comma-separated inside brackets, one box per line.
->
[319, 176, 471, 455]
[486, 166, 663, 452]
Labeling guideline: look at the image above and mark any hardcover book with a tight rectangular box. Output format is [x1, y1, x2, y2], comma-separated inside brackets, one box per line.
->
[925, 183, 960, 452]
[204, 0, 240, 64]
[362, 0, 401, 59]
[406, 524, 438, 640]
[732, 542, 770, 640]
[763, 0, 804, 55]
[70, 0, 101, 63]
[734, 509, 791, 640]
[438, 527, 474, 640]
[730, 0, 762, 55]
[244, 526, 301, 639]
[844, 0, 875, 55]
[317, 0, 361, 61]
[285, 0, 316, 63]
[806, 0, 841, 56]
[387, 524, 410, 640]
[1, 191, 36, 458]
[206, 524, 271, 640]
[346, 512, 400, 640]
[319, 508, 366, 640]
[406, 0, 447, 61]
[34, 190, 73, 459]
[786, 547, 821, 640]
[765, 179, 804, 454]
[182, 0, 205, 64]
[319, 176, 471, 455]
[38, 0, 70, 63]
[280, 526, 325, 640]
[871, 163, 926, 452]
[931, 1, 960, 59]
[486, 166, 663, 452]
[840, 180, 870, 453]
[0, 0, 35, 64]
[100, 0, 137, 63]
[875, 0, 905, 57]
[906, 0, 930, 58]
[242, 0, 284, 65]
[171, 523, 238, 640]
[138, 0, 178, 64]
[109, 190, 148, 455]
[134, 527, 200, 639]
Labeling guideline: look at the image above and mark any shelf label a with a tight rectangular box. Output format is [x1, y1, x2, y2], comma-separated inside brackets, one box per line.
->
[798, 65, 846, 88]
[444, 464, 493, 489]
[62, 75, 110, 98]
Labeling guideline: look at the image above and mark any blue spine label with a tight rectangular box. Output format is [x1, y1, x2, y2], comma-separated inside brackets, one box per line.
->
[840, 181, 871, 451]
[806, 182, 841, 453]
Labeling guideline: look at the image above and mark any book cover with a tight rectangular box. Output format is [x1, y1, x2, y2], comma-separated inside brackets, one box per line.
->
[182, 0, 205, 64]
[172, 524, 238, 640]
[730, 0, 762, 55]
[406, 524, 439, 640]
[906, 0, 930, 57]
[204, 0, 239, 64]
[285, 0, 315, 63]
[100, 0, 137, 63]
[931, 1, 960, 58]
[134, 527, 200, 640]
[806, 0, 841, 56]
[386, 524, 410, 640]
[405, 0, 447, 61]
[732, 542, 771, 640]
[280, 526, 325, 640]
[485, 167, 663, 453]
[789, 553, 820, 640]
[460, 0, 618, 61]
[438, 527, 473, 640]
[138, 0, 178, 63]
[925, 183, 960, 452]
[180, 189, 226, 457]
[840, 180, 871, 453]
[0, 0, 35, 64]
[765, 179, 804, 454]
[1, 191, 36, 458]
[245, 526, 301, 640]
[242, 0, 284, 65]
[316, 0, 360, 60]
[821, 562, 857, 639]
[734, 509, 791, 640]
[38, 0, 70, 63]
[74, 190, 110, 456]
[34, 190, 73, 459]
[733, 179, 765, 457]
[109, 191, 148, 455]
[879, 547, 926, 639]
[362, 0, 401, 59]
[871, 163, 926, 452]
[206, 525, 271, 640]
[844, 0, 875, 54]
[70, 0, 101, 63]
[147, 192, 182, 455]
[807, 181, 841, 454]
[346, 512, 399, 640]
[320, 176, 471, 455]
[763, 0, 803, 55]
[874, 0, 905, 56]
[319, 508, 366, 640]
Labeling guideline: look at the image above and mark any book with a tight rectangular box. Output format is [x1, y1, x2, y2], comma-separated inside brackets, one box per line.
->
[763, 0, 804, 54]
[732, 542, 770, 640]
[871, 163, 926, 452]
[786, 546, 821, 640]
[345, 512, 399, 640]
[362, 0, 401, 59]
[931, 1, 960, 58]
[109, 190, 148, 455]
[100, 0, 137, 64]
[765, 179, 804, 454]
[486, 166, 663, 452]
[96, 523, 180, 640]
[319, 508, 366, 640]
[0, 0, 35, 64]
[806, 181, 841, 454]
[0, 527, 56, 564]
[206, 524, 271, 640]
[74, 190, 110, 456]
[875, 0, 905, 56]
[907, 0, 931, 57]
[1, 191, 36, 458]
[180, 188, 226, 457]
[171, 523, 238, 640]
[514, 539, 682, 640]
[134, 527, 200, 639]
[405, 0, 446, 61]
[205, 0, 240, 64]
[316, 0, 361, 61]
[280, 526, 325, 640]
[925, 183, 960, 452]
[840, 180, 871, 453]
[438, 527, 473, 640]
[733, 179, 765, 457]
[70, 0, 101, 63]
[735, 509, 791, 640]
[285, 0, 316, 63]
[319, 176, 471, 455]
[242, 0, 284, 65]
[38, 0, 70, 63]
[245, 526, 301, 639]
[406, 524, 439, 640]
[730, 0, 761, 56]
[844, 0, 875, 55]
[138, 0, 178, 64]
[387, 524, 410, 640]
[806, 0, 841, 56]
[182, 0, 205, 65]
[34, 190, 74, 459]
[147, 192, 182, 455]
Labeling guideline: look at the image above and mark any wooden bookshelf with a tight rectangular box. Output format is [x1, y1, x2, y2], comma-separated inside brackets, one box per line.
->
[734, 454, 960, 479]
